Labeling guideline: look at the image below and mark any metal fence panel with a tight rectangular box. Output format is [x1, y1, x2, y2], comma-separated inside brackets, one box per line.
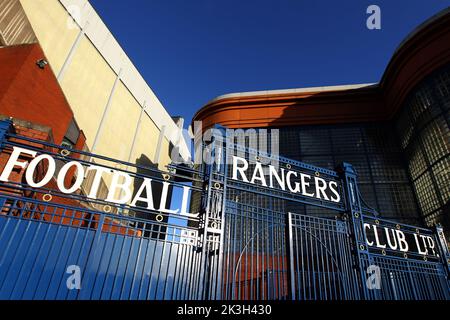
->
[0, 120, 449, 300]
[0, 196, 201, 300]
[288, 212, 361, 300]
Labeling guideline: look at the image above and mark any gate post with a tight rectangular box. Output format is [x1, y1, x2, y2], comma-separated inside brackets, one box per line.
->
[287, 212, 296, 300]
[435, 225, 450, 280]
[197, 132, 227, 300]
[196, 140, 214, 300]
[337, 162, 377, 300]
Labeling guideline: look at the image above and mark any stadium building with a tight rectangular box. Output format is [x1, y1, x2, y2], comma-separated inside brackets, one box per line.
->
[0, 1, 448, 301]
[194, 8, 450, 233]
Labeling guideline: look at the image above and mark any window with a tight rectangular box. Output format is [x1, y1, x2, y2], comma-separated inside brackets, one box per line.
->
[395, 64, 450, 231]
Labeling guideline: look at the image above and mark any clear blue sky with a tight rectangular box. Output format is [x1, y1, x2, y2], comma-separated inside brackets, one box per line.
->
[90, 0, 450, 126]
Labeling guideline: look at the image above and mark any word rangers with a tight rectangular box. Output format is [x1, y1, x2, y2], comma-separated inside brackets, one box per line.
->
[231, 156, 341, 203]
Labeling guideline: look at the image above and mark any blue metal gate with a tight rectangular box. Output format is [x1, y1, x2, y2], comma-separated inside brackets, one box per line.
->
[199, 131, 450, 300]
[288, 212, 360, 300]
[0, 120, 202, 300]
[0, 120, 449, 300]
[0, 195, 202, 300]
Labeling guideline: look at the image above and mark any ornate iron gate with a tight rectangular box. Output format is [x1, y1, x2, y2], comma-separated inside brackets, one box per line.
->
[0, 120, 203, 300]
[0, 120, 449, 300]
[288, 212, 360, 300]
[199, 131, 450, 300]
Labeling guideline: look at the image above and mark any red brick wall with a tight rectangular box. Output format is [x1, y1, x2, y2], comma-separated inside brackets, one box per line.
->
[0, 43, 143, 237]
[0, 44, 74, 144]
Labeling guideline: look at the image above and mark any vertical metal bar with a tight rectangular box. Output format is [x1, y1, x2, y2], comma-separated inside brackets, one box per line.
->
[119, 233, 139, 300]
[77, 213, 105, 299]
[161, 239, 174, 299]
[319, 220, 327, 300]
[130, 228, 147, 300]
[256, 213, 260, 300]
[9, 215, 44, 298]
[215, 146, 229, 300]
[145, 240, 161, 300]
[327, 222, 336, 299]
[244, 206, 248, 300]
[94, 227, 118, 299]
[288, 212, 296, 300]
[182, 243, 192, 299]
[237, 199, 243, 299]
[337, 163, 377, 300]
[299, 216, 305, 300]
[197, 139, 218, 300]
[65, 212, 96, 300]
[136, 229, 151, 300]
[42, 216, 74, 299]
[281, 213, 287, 300]
[231, 201, 238, 299]
[105, 227, 129, 300]
[224, 206, 232, 299]
[249, 204, 254, 300]
[174, 243, 185, 300]
[153, 240, 168, 300]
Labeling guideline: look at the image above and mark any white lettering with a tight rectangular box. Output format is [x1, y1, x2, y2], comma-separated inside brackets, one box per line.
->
[372, 225, 386, 249]
[314, 177, 329, 200]
[232, 156, 249, 182]
[250, 162, 267, 186]
[130, 178, 155, 210]
[57, 161, 84, 193]
[364, 223, 374, 246]
[0, 146, 36, 182]
[286, 171, 300, 193]
[300, 173, 314, 197]
[25, 154, 56, 188]
[396, 230, 409, 252]
[105, 170, 133, 204]
[385, 228, 398, 251]
[329, 181, 340, 203]
[86, 165, 111, 199]
[269, 165, 285, 190]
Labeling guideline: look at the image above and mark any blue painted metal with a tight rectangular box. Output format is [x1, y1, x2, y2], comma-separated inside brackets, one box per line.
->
[288, 212, 361, 300]
[0, 120, 448, 300]
[338, 162, 450, 300]
[0, 195, 201, 300]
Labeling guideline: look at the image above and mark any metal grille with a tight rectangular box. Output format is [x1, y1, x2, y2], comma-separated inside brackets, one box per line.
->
[0, 195, 201, 300]
[0, 120, 449, 300]
[359, 255, 450, 300]
[0, 121, 203, 300]
[288, 212, 360, 300]
[203, 134, 450, 301]
[222, 199, 289, 300]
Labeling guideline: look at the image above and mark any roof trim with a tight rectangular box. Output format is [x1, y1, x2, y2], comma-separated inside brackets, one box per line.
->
[194, 7, 450, 129]
[206, 83, 378, 105]
[59, 0, 190, 161]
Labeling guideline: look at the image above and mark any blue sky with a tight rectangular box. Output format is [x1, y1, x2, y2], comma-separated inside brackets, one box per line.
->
[90, 0, 450, 126]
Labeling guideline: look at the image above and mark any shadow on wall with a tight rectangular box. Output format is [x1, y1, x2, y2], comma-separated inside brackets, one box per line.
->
[131, 153, 172, 240]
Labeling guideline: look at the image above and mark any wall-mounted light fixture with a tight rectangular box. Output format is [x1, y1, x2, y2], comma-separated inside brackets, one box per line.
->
[36, 59, 48, 69]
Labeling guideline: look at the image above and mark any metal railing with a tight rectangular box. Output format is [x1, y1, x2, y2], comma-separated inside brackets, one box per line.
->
[0, 120, 449, 300]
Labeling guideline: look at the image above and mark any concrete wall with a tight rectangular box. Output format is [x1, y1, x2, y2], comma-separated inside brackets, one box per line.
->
[16, 0, 189, 171]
